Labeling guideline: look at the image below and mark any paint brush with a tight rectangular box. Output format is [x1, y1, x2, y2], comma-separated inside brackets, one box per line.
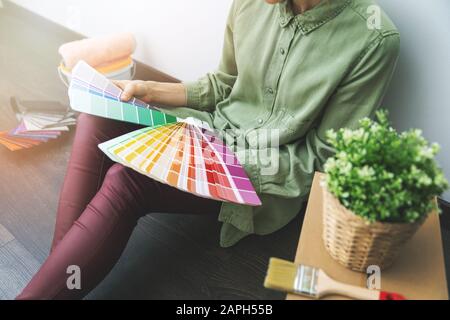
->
[264, 258, 405, 300]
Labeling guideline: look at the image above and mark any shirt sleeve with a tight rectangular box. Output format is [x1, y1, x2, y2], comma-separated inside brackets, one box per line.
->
[260, 33, 401, 198]
[184, 1, 239, 112]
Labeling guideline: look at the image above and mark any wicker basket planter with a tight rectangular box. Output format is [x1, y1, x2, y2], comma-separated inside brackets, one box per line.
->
[322, 183, 426, 272]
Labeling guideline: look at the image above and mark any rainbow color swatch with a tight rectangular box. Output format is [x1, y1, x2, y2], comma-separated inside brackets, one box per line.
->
[69, 61, 261, 206]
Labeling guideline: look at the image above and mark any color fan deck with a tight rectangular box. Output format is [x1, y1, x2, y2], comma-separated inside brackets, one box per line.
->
[0, 110, 76, 151]
[68, 61, 261, 206]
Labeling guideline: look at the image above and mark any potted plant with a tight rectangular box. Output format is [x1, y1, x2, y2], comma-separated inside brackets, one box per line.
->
[322, 110, 448, 272]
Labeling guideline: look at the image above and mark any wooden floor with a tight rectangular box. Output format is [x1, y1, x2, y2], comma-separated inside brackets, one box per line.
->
[0, 1, 302, 300]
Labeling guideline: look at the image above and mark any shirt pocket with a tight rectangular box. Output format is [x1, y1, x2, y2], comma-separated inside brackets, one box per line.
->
[282, 110, 315, 142]
[267, 108, 312, 144]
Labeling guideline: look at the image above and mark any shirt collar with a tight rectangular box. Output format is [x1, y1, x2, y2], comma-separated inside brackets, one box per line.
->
[278, 0, 352, 34]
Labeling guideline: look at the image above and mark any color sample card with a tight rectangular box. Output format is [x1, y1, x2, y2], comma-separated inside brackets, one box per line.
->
[0, 111, 76, 151]
[99, 123, 261, 206]
[69, 61, 178, 127]
[70, 60, 261, 206]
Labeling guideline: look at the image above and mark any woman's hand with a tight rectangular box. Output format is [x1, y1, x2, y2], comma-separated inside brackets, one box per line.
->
[112, 80, 155, 103]
[112, 80, 188, 107]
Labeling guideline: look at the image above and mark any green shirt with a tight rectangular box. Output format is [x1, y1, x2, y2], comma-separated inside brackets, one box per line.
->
[161, 0, 400, 247]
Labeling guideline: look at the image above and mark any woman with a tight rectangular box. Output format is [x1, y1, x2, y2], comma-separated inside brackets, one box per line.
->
[17, 0, 399, 299]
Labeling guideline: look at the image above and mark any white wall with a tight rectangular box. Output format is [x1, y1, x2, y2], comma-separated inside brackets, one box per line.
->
[378, 0, 450, 201]
[11, 0, 233, 81]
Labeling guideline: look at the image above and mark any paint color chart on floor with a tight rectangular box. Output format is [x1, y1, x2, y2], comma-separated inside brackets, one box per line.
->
[69, 61, 261, 206]
[0, 111, 76, 151]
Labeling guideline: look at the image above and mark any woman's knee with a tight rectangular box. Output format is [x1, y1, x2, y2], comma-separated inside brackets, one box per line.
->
[77, 113, 115, 134]
[74, 114, 123, 150]
[104, 163, 131, 185]
[74, 114, 103, 141]
[96, 164, 145, 217]
[102, 164, 141, 199]
[77, 113, 99, 128]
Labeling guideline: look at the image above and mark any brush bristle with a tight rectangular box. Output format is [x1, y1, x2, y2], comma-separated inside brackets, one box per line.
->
[264, 258, 299, 294]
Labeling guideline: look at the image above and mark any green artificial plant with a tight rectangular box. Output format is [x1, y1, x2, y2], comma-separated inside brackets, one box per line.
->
[324, 110, 448, 223]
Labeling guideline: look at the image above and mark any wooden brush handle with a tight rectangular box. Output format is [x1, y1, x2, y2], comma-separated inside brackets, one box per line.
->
[331, 282, 406, 300]
[328, 281, 380, 300]
[320, 271, 406, 300]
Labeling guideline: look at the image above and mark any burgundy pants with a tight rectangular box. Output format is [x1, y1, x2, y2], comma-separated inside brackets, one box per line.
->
[16, 113, 221, 300]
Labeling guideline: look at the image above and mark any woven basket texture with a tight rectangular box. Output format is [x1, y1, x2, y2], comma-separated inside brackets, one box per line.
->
[322, 184, 425, 272]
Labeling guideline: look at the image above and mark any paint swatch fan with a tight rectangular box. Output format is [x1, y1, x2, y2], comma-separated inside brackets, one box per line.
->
[68, 61, 261, 206]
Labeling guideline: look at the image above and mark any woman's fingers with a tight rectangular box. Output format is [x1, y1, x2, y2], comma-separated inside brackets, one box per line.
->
[112, 80, 131, 101]
[119, 81, 137, 101]
[121, 82, 137, 101]
[113, 81, 185, 107]
[112, 80, 145, 102]
[112, 80, 129, 90]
